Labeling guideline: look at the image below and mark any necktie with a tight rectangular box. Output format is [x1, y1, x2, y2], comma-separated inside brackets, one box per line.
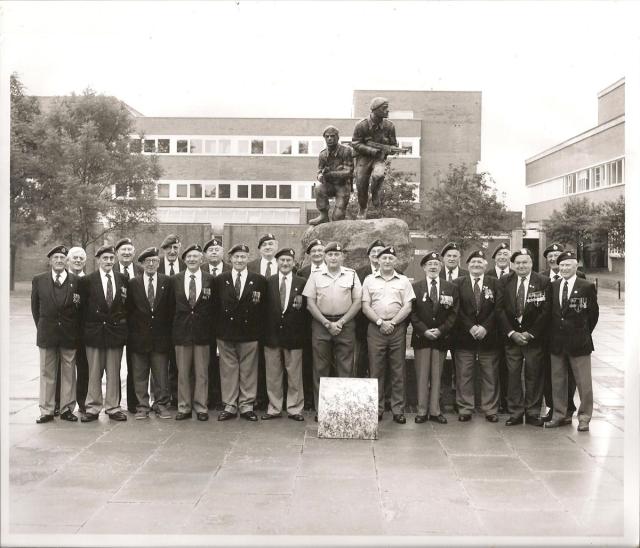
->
[234, 273, 242, 299]
[516, 276, 526, 317]
[280, 275, 287, 311]
[448, 269, 454, 282]
[123, 267, 130, 280]
[55, 273, 61, 287]
[561, 280, 568, 312]
[147, 275, 155, 309]
[554, 274, 560, 281]
[499, 269, 505, 278]
[265, 261, 272, 278]
[189, 274, 196, 307]
[430, 279, 438, 312]
[473, 278, 482, 312]
[106, 273, 113, 307]
[169, 261, 175, 276]
[212, 265, 218, 277]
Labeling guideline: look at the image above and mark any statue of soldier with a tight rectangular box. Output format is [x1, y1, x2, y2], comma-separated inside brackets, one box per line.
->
[308, 126, 354, 226]
[351, 97, 407, 220]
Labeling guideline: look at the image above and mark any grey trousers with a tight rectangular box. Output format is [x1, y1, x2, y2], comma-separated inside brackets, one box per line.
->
[264, 346, 304, 415]
[218, 339, 259, 414]
[368, 323, 407, 415]
[311, 319, 356, 409]
[175, 345, 209, 414]
[455, 349, 499, 416]
[414, 347, 444, 417]
[39, 347, 76, 415]
[132, 351, 170, 412]
[550, 352, 593, 422]
[86, 346, 123, 415]
[504, 342, 544, 418]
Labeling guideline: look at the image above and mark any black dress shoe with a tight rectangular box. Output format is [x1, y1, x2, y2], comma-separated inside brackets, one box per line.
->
[525, 416, 544, 427]
[458, 414, 472, 422]
[240, 411, 258, 421]
[81, 413, 99, 423]
[288, 414, 304, 421]
[429, 414, 448, 424]
[303, 402, 314, 411]
[545, 417, 572, 428]
[314, 414, 318, 422]
[109, 411, 128, 421]
[127, 407, 137, 414]
[541, 412, 553, 422]
[60, 410, 78, 422]
[261, 413, 282, 420]
[497, 405, 507, 415]
[393, 414, 406, 424]
[218, 411, 237, 421]
[378, 414, 383, 422]
[36, 414, 54, 424]
[175, 412, 192, 420]
[415, 415, 428, 424]
[485, 414, 499, 423]
[78, 405, 86, 414]
[505, 415, 523, 426]
[196, 412, 209, 421]
[53, 406, 60, 417]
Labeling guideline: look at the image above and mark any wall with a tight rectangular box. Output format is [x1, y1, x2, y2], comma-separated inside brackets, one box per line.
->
[525, 185, 624, 223]
[598, 82, 625, 125]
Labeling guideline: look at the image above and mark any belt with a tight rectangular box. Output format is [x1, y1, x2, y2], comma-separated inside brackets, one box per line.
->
[323, 314, 345, 322]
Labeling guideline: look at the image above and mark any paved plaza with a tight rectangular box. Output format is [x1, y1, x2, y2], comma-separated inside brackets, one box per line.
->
[5, 284, 626, 539]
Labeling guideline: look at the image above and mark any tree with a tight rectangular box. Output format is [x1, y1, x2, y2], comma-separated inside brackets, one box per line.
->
[421, 164, 508, 250]
[37, 88, 162, 248]
[599, 195, 625, 252]
[543, 197, 603, 259]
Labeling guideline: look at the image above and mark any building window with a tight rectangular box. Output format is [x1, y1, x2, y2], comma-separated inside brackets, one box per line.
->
[279, 140, 292, 154]
[190, 184, 202, 198]
[264, 140, 277, 154]
[298, 140, 309, 155]
[400, 141, 413, 155]
[176, 184, 188, 198]
[237, 184, 249, 198]
[563, 173, 576, 195]
[190, 139, 203, 154]
[157, 139, 170, 153]
[251, 184, 263, 199]
[279, 185, 291, 199]
[615, 159, 624, 184]
[592, 165, 602, 188]
[265, 184, 277, 199]
[219, 139, 231, 154]
[203, 183, 217, 198]
[219, 184, 231, 198]
[115, 182, 128, 198]
[577, 169, 590, 192]
[237, 140, 249, 154]
[157, 183, 170, 198]
[144, 139, 156, 153]
[177, 140, 188, 153]
[310, 140, 324, 154]
[205, 140, 217, 154]
[389, 110, 414, 119]
[251, 140, 264, 154]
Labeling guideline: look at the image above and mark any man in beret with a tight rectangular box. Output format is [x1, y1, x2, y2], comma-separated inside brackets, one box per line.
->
[169, 244, 215, 421]
[351, 97, 400, 219]
[215, 244, 267, 421]
[546, 251, 599, 432]
[452, 250, 501, 423]
[496, 249, 551, 427]
[439, 242, 469, 282]
[201, 237, 230, 411]
[262, 248, 307, 421]
[31, 245, 82, 423]
[309, 126, 354, 226]
[303, 241, 362, 416]
[78, 245, 128, 422]
[362, 246, 415, 423]
[158, 234, 185, 276]
[411, 251, 459, 424]
[114, 237, 143, 413]
[67, 246, 87, 277]
[540, 243, 586, 282]
[126, 247, 174, 419]
[297, 239, 326, 280]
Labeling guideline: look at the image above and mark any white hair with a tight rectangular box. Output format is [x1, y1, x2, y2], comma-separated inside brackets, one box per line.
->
[67, 246, 87, 258]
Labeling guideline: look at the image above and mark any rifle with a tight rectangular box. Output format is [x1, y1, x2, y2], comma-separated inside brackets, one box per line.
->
[342, 140, 410, 155]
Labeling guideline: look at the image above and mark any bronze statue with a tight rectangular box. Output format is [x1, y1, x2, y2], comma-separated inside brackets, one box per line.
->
[351, 97, 409, 219]
[308, 126, 354, 226]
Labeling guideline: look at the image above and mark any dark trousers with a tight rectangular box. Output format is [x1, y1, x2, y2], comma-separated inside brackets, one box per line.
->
[542, 351, 577, 416]
[125, 346, 138, 411]
[504, 342, 544, 418]
[367, 323, 407, 415]
[497, 346, 510, 412]
[302, 335, 316, 410]
[207, 342, 223, 410]
[256, 342, 269, 410]
[168, 347, 178, 406]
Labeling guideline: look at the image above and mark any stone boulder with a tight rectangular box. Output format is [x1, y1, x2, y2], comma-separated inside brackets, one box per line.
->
[300, 218, 414, 272]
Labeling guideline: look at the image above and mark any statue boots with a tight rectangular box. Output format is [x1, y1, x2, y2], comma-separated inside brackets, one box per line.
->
[356, 208, 367, 220]
[309, 209, 330, 226]
[371, 184, 385, 208]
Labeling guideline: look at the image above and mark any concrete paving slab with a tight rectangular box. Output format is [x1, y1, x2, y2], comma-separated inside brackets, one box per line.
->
[298, 451, 376, 478]
[111, 472, 212, 503]
[476, 509, 581, 536]
[593, 456, 624, 482]
[378, 470, 467, 504]
[70, 441, 159, 468]
[451, 455, 534, 480]
[207, 466, 298, 495]
[37, 462, 137, 494]
[462, 479, 563, 511]
[559, 497, 625, 536]
[517, 448, 601, 472]
[537, 470, 623, 500]
[438, 435, 514, 456]
[141, 445, 227, 474]
[9, 489, 108, 527]
[572, 435, 625, 457]
[375, 446, 452, 471]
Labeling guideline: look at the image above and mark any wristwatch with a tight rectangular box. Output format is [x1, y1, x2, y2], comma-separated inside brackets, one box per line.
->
[376, 318, 383, 326]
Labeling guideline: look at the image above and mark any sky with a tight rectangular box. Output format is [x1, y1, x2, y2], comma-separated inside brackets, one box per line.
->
[1, 0, 636, 211]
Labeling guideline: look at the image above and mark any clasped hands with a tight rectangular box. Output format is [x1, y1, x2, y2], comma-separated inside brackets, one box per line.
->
[510, 331, 534, 346]
[423, 328, 441, 341]
[469, 325, 487, 340]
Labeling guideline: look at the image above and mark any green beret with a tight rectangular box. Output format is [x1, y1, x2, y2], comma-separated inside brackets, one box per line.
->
[137, 247, 159, 263]
[420, 251, 441, 266]
[160, 234, 180, 249]
[115, 238, 133, 251]
[306, 239, 324, 254]
[258, 233, 277, 248]
[377, 246, 397, 258]
[324, 241, 344, 253]
[543, 242, 564, 258]
[492, 242, 510, 259]
[229, 243, 250, 255]
[367, 239, 385, 255]
[47, 245, 68, 258]
[440, 242, 460, 256]
[275, 248, 295, 259]
[556, 251, 577, 265]
[510, 248, 533, 262]
[466, 249, 486, 263]
[203, 238, 223, 252]
[95, 245, 115, 258]
[181, 244, 203, 260]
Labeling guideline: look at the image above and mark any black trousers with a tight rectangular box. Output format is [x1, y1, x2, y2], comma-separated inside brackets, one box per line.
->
[542, 350, 577, 416]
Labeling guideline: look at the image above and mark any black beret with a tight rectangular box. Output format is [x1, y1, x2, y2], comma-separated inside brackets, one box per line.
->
[306, 239, 324, 254]
[492, 242, 510, 259]
[229, 243, 250, 255]
[137, 247, 159, 263]
[510, 248, 533, 262]
[377, 246, 397, 258]
[324, 241, 344, 253]
[47, 245, 68, 258]
[420, 251, 441, 266]
[181, 244, 203, 260]
[466, 249, 487, 263]
[95, 245, 115, 258]
[367, 239, 385, 255]
[258, 233, 277, 248]
[556, 250, 577, 265]
[543, 242, 565, 258]
[275, 248, 295, 259]
[203, 238, 223, 252]
[440, 242, 460, 256]
[160, 234, 180, 249]
[114, 238, 133, 251]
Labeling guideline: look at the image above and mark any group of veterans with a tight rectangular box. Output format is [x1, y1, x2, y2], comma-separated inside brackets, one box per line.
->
[32, 233, 599, 432]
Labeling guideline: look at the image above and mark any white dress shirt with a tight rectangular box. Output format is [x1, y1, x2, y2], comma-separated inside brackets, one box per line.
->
[426, 275, 440, 300]
[495, 266, 510, 278]
[100, 268, 115, 300]
[184, 269, 202, 301]
[233, 268, 248, 296]
[260, 257, 278, 277]
[471, 273, 485, 288]
[445, 266, 461, 280]
[279, 272, 292, 309]
[163, 257, 180, 274]
[208, 262, 223, 276]
[144, 272, 157, 295]
[550, 269, 562, 282]
[560, 274, 578, 306]
[51, 269, 68, 285]
[119, 263, 135, 279]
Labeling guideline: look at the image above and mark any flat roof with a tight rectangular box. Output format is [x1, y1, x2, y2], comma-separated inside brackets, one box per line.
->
[597, 78, 625, 99]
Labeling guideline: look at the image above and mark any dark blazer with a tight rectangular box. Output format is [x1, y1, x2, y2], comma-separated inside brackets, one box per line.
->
[215, 270, 267, 342]
[264, 273, 308, 349]
[298, 263, 325, 280]
[452, 274, 500, 350]
[158, 258, 186, 276]
[410, 278, 459, 350]
[496, 271, 551, 343]
[126, 273, 174, 354]
[247, 257, 279, 276]
[79, 270, 128, 348]
[114, 261, 144, 279]
[540, 268, 586, 280]
[439, 267, 469, 281]
[549, 277, 599, 356]
[31, 271, 82, 348]
[485, 267, 514, 280]
[171, 271, 216, 346]
[356, 265, 376, 284]
[201, 261, 231, 276]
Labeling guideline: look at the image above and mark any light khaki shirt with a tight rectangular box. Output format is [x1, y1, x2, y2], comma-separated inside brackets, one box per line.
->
[303, 266, 362, 315]
[362, 271, 416, 320]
